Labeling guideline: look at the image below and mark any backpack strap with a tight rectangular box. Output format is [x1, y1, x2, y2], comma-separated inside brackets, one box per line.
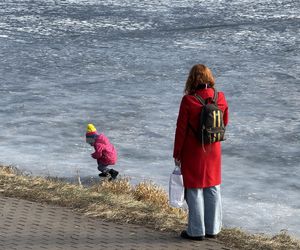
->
[195, 88, 218, 105]
[194, 94, 206, 105]
[212, 88, 218, 104]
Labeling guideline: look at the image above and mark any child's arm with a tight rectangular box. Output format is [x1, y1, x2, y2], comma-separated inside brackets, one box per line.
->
[91, 143, 104, 159]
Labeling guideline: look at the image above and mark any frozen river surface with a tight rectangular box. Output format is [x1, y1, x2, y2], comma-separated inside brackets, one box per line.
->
[0, 0, 299, 237]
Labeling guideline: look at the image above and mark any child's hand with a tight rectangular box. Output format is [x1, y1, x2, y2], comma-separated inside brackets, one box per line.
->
[174, 159, 181, 167]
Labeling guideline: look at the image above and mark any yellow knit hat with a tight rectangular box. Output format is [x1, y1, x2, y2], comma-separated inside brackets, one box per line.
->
[86, 123, 99, 144]
[86, 123, 97, 133]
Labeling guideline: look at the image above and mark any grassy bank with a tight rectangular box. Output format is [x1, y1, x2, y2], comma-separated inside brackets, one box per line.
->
[0, 165, 299, 250]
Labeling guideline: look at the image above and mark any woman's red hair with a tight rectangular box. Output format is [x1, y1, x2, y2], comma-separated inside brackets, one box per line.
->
[184, 64, 215, 95]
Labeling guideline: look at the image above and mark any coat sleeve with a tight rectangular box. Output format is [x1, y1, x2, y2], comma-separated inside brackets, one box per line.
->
[220, 92, 229, 126]
[223, 106, 229, 126]
[217, 91, 229, 126]
[91, 143, 104, 159]
[173, 96, 189, 161]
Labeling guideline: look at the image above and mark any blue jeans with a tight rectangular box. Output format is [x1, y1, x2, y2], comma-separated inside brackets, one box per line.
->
[97, 163, 110, 174]
[186, 185, 222, 236]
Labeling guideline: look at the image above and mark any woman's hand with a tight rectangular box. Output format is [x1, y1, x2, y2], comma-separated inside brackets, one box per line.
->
[174, 159, 181, 167]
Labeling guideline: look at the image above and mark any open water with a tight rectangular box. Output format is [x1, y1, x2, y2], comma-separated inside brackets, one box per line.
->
[0, 0, 299, 237]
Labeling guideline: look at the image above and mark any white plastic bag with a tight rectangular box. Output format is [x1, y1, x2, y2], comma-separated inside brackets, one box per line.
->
[169, 166, 185, 208]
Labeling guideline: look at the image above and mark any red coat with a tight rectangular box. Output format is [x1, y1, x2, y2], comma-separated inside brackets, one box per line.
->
[92, 133, 118, 166]
[173, 88, 229, 188]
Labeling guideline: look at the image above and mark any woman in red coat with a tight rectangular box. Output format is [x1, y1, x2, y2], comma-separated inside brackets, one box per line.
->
[173, 64, 229, 240]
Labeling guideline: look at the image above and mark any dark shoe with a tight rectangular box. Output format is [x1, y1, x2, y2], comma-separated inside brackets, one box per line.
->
[180, 230, 204, 241]
[205, 234, 217, 239]
[98, 172, 108, 177]
[109, 169, 119, 180]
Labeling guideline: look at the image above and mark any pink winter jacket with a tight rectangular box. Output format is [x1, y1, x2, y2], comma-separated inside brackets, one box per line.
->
[91, 133, 117, 166]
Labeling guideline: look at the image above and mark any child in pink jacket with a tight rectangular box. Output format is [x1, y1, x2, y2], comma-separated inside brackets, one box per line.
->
[86, 124, 118, 180]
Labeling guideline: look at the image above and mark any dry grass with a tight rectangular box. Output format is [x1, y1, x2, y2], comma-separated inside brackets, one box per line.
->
[219, 228, 300, 250]
[0, 165, 186, 231]
[133, 181, 169, 208]
[0, 165, 299, 250]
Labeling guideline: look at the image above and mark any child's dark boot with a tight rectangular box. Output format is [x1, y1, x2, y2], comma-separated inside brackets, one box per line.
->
[98, 172, 108, 177]
[108, 169, 119, 180]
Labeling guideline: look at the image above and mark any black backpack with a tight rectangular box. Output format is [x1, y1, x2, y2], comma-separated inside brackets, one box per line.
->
[189, 89, 226, 145]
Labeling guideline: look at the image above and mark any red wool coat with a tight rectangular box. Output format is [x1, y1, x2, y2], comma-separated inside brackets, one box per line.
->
[173, 88, 229, 188]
